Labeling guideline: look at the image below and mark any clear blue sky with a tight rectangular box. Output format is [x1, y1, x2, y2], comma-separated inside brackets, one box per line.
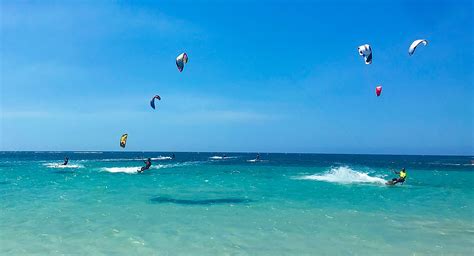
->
[1, 0, 472, 154]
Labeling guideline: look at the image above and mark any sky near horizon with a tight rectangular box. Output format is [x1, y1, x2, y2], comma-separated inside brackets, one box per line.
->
[0, 0, 472, 154]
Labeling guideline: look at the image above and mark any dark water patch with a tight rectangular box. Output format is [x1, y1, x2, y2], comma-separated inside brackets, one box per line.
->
[0, 181, 10, 185]
[150, 196, 254, 205]
[52, 170, 75, 174]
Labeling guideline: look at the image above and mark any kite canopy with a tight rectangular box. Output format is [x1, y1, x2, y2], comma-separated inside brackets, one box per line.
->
[120, 134, 128, 148]
[150, 95, 161, 109]
[375, 85, 382, 97]
[176, 53, 188, 72]
[358, 44, 372, 64]
[408, 39, 428, 56]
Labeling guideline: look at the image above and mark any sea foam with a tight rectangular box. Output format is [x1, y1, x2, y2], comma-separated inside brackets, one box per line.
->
[100, 162, 200, 174]
[298, 166, 386, 184]
[101, 167, 140, 174]
[209, 156, 237, 160]
[43, 163, 83, 169]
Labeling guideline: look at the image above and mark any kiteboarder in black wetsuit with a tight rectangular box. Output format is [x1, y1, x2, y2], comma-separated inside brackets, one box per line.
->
[138, 158, 152, 173]
[62, 157, 69, 166]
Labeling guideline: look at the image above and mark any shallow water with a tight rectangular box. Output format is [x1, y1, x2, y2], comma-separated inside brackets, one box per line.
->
[1, 152, 473, 255]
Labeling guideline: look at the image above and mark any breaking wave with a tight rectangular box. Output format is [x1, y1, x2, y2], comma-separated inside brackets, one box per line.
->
[43, 163, 83, 169]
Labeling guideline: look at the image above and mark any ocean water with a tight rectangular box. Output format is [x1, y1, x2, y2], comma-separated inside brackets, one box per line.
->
[0, 152, 473, 255]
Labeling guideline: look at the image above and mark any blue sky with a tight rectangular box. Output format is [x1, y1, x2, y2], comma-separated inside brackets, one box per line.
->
[1, 0, 472, 154]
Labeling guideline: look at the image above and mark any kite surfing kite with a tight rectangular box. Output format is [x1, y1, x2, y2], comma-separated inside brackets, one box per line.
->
[408, 39, 428, 56]
[120, 134, 128, 148]
[176, 53, 188, 72]
[358, 44, 372, 64]
[150, 95, 161, 109]
[375, 85, 382, 97]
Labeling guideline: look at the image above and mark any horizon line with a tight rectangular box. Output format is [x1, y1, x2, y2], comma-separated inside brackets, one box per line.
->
[1, 150, 472, 157]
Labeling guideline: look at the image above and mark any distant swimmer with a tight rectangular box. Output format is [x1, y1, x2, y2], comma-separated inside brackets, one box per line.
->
[387, 168, 407, 185]
[223, 154, 227, 159]
[62, 157, 69, 166]
[171, 153, 176, 159]
[247, 153, 261, 162]
[138, 158, 152, 173]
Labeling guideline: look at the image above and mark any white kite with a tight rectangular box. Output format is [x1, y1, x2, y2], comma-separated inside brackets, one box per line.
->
[358, 44, 372, 64]
[176, 53, 189, 72]
[408, 39, 428, 56]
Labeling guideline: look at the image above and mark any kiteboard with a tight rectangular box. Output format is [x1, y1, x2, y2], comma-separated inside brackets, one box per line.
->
[386, 180, 405, 186]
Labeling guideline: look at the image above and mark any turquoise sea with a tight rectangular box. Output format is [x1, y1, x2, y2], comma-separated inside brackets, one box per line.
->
[0, 152, 473, 255]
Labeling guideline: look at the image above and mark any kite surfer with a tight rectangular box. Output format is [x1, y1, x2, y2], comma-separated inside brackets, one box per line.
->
[138, 158, 152, 173]
[387, 168, 407, 185]
[62, 157, 69, 166]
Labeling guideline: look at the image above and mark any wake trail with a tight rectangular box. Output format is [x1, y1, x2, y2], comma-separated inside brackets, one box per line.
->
[297, 166, 386, 185]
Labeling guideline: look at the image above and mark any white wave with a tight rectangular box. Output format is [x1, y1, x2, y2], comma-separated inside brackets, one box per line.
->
[151, 156, 172, 160]
[297, 166, 386, 185]
[101, 167, 140, 174]
[43, 163, 83, 169]
[97, 158, 138, 162]
[101, 161, 202, 174]
[209, 156, 237, 160]
[247, 159, 268, 163]
[147, 164, 173, 170]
